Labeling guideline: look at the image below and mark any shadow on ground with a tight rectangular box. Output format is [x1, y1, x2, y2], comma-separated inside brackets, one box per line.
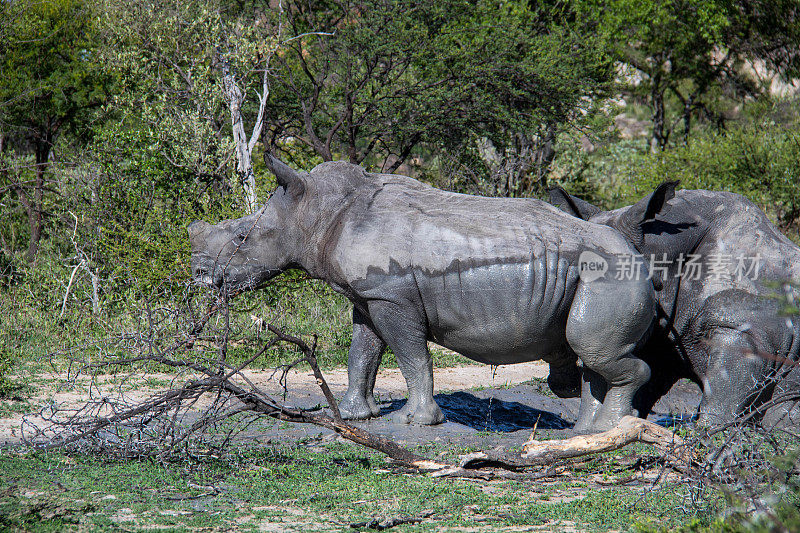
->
[380, 391, 573, 431]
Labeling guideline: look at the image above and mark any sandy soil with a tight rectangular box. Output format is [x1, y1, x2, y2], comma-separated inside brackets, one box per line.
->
[0, 361, 552, 445]
[0, 359, 704, 450]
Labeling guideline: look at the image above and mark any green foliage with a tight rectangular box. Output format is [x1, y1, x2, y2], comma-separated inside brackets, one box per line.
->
[0, 0, 111, 262]
[0, 0, 107, 142]
[572, 0, 800, 149]
[625, 115, 800, 232]
[96, 0, 232, 183]
[76, 0, 287, 293]
[267, 0, 612, 173]
[551, 97, 800, 235]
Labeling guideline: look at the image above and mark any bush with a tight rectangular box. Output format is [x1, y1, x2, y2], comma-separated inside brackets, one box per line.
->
[551, 100, 800, 238]
[626, 119, 800, 234]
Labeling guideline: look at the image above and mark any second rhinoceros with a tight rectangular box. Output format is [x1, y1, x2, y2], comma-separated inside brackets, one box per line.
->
[189, 157, 657, 431]
[549, 184, 800, 425]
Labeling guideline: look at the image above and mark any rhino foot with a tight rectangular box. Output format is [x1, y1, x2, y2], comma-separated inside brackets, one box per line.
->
[391, 401, 445, 425]
[591, 405, 634, 432]
[575, 411, 626, 433]
[339, 391, 381, 420]
[573, 412, 598, 433]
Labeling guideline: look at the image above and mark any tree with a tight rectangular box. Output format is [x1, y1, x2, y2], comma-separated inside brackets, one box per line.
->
[96, 0, 291, 217]
[265, 0, 612, 184]
[0, 0, 108, 262]
[573, 0, 800, 152]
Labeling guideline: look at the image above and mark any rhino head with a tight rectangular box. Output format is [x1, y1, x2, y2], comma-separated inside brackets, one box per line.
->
[188, 156, 307, 292]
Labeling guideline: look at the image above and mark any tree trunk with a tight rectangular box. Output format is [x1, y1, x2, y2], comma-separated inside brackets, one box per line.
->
[90, 268, 101, 315]
[648, 59, 669, 153]
[650, 81, 666, 153]
[26, 140, 49, 263]
[534, 124, 556, 192]
[682, 94, 694, 145]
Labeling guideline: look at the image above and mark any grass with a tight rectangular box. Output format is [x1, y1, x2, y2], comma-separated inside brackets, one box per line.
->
[2, 274, 469, 384]
[0, 441, 723, 532]
[0, 400, 35, 418]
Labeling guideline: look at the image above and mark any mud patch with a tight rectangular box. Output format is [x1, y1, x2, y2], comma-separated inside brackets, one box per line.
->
[381, 391, 573, 432]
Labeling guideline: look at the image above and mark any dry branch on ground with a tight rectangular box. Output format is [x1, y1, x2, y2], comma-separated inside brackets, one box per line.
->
[22, 309, 688, 482]
[522, 416, 689, 465]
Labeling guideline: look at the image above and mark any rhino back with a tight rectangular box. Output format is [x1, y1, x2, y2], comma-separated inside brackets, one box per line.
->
[658, 190, 800, 298]
[596, 189, 800, 311]
[326, 179, 633, 283]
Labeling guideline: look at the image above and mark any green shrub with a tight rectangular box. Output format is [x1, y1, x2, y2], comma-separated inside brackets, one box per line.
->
[552, 101, 800, 239]
[626, 119, 800, 233]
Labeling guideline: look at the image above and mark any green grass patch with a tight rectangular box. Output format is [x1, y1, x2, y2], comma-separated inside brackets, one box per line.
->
[0, 442, 726, 532]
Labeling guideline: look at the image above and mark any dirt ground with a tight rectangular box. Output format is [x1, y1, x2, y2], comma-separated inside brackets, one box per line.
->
[0, 360, 703, 449]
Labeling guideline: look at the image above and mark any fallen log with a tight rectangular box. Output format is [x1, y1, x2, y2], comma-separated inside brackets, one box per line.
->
[521, 416, 688, 465]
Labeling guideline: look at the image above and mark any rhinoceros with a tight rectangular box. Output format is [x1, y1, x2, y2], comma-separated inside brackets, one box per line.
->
[549, 184, 800, 425]
[188, 156, 657, 431]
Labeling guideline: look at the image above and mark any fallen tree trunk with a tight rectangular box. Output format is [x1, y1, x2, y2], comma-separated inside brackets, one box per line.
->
[521, 416, 688, 465]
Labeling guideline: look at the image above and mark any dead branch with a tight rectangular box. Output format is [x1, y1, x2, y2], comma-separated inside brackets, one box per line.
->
[349, 510, 434, 530]
[26, 298, 697, 483]
[521, 416, 688, 465]
[266, 324, 342, 422]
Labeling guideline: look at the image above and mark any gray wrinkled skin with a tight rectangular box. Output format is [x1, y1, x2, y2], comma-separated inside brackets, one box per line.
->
[189, 159, 656, 431]
[549, 186, 800, 425]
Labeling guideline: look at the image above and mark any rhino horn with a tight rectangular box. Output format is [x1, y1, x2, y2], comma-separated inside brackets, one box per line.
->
[265, 152, 304, 192]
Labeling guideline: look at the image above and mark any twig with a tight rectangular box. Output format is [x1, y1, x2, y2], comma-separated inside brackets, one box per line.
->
[267, 324, 342, 422]
[349, 510, 434, 530]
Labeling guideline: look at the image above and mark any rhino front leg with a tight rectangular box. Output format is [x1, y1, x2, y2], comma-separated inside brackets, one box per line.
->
[340, 307, 386, 420]
[367, 300, 445, 425]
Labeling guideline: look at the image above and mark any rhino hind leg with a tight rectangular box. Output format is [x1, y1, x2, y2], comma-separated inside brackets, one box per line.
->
[340, 308, 386, 420]
[546, 358, 582, 399]
[367, 300, 445, 425]
[566, 278, 655, 432]
[573, 367, 607, 432]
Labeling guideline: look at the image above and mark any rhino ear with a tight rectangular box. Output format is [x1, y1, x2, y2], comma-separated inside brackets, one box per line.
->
[547, 186, 602, 220]
[265, 152, 305, 196]
[618, 180, 679, 248]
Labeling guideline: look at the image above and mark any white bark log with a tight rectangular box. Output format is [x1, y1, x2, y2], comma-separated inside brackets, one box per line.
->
[522, 416, 689, 465]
